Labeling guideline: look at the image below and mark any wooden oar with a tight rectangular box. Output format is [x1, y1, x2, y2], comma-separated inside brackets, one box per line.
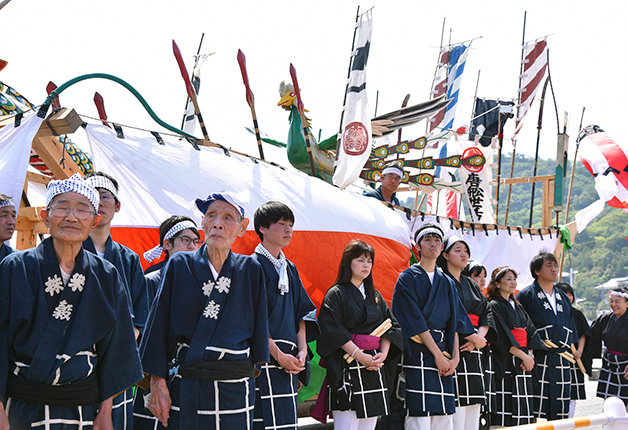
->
[93, 92, 110, 128]
[343, 318, 392, 364]
[46, 82, 60, 109]
[411, 335, 452, 359]
[236, 50, 265, 160]
[570, 344, 587, 375]
[289, 63, 317, 177]
[172, 39, 209, 141]
[543, 339, 576, 364]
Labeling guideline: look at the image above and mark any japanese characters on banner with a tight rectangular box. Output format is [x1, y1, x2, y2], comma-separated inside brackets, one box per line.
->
[457, 137, 495, 223]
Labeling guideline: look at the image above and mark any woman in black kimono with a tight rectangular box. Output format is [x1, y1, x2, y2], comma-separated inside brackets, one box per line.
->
[589, 287, 628, 405]
[555, 282, 591, 418]
[486, 267, 545, 427]
[315, 240, 403, 430]
[437, 236, 496, 430]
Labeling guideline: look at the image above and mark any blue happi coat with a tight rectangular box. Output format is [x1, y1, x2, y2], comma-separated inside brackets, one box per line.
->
[0, 237, 143, 428]
[517, 281, 576, 420]
[140, 245, 269, 430]
[251, 253, 319, 430]
[392, 265, 474, 416]
[0, 242, 15, 263]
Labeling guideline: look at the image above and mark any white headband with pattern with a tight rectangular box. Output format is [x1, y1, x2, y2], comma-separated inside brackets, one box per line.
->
[143, 220, 198, 262]
[495, 267, 514, 280]
[85, 175, 119, 198]
[445, 235, 466, 252]
[609, 291, 628, 300]
[468, 260, 484, 270]
[0, 198, 15, 209]
[382, 166, 404, 177]
[46, 173, 100, 212]
[415, 227, 443, 244]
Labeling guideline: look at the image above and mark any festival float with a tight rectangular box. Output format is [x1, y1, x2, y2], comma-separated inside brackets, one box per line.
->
[3, 7, 628, 418]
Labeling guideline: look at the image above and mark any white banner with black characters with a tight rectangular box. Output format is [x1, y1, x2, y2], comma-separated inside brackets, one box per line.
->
[457, 137, 495, 224]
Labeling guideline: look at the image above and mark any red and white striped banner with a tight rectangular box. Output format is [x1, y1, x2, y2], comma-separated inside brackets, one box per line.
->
[514, 39, 548, 136]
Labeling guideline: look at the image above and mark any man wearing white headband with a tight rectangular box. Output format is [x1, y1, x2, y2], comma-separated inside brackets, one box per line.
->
[140, 191, 269, 430]
[0, 173, 142, 429]
[83, 171, 149, 430]
[0, 194, 16, 263]
[364, 160, 404, 206]
[518, 252, 577, 421]
[391, 223, 473, 429]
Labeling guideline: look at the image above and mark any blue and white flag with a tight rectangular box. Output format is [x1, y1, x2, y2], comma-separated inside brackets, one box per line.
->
[333, 9, 373, 189]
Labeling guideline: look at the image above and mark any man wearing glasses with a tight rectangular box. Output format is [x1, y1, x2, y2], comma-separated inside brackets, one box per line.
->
[83, 172, 149, 430]
[0, 173, 142, 429]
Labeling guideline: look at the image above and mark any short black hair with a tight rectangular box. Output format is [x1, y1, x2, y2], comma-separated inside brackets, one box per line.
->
[463, 261, 486, 279]
[254, 201, 295, 242]
[555, 282, 575, 299]
[85, 171, 120, 203]
[529, 252, 558, 279]
[159, 215, 199, 258]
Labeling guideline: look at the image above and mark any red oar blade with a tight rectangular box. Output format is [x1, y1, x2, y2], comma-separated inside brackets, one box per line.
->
[46, 81, 60, 109]
[93, 92, 110, 128]
[237, 49, 255, 108]
[172, 39, 196, 100]
[289, 63, 304, 117]
[0, 59, 7, 72]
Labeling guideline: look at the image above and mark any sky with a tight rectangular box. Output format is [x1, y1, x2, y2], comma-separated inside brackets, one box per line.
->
[2, 0, 627, 172]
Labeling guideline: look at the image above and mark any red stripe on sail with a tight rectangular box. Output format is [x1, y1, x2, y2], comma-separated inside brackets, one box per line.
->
[588, 132, 628, 192]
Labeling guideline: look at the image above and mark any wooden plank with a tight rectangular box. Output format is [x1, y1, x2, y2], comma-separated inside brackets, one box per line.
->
[499, 175, 555, 186]
[32, 130, 82, 180]
[26, 171, 52, 186]
[18, 206, 44, 222]
[541, 179, 554, 228]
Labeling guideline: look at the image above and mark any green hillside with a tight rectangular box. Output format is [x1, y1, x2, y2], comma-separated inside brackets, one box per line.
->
[402, 153, 628, 319]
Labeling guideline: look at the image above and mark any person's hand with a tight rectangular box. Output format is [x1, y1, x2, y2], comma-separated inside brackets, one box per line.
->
[434, 353, 452, 376]
[297, 380, 303, 392]
[277, 351, 306, 374]
[573, 349, 583, 361]
[459, 340, 475, 353]
[520, 353, 535, 372]
[148, 376, 172, 427]
[0, 405, 10, 430]
[465, 334, 487, 350]
[93, 398, 113, 430]
[444, 356, 459, 376]
[365, 352, 386, 371]
[295, 350, 307, 368]
[624, 364, 628, 380]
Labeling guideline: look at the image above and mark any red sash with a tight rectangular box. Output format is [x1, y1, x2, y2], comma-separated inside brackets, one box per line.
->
[511, 327, 527, 347]
[468, 313, 480, 327]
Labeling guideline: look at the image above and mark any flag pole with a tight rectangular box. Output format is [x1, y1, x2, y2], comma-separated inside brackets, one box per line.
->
[289, 64, 317, 177]
[172, 39, 210, 141]
[563, 107, 585, 224]
[237, 50, 265, 160]
[180, 34, 205, 130]
[333, 5, 361, 174]
[495, 112, 504, 221]
[528, 76, 550, 227]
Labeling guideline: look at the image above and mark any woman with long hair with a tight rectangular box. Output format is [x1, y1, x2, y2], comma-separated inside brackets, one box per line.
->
[315, 240, 403, 430]
[589, 287, 628, 405]
[485, 267, 545, 427]
[437, 236, 496, 430]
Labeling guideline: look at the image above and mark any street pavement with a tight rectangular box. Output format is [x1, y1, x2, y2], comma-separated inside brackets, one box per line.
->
[297, 377, 613, 429]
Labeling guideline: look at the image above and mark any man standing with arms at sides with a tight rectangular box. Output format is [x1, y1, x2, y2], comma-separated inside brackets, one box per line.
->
[392, 223, 473, 430]
[0, 194, 16, 262]
[517, 252, 576, 421]
[0, 173, 142, 429]
[364, 160, 404, 206]
[251, 201, 319, 430]
[83, 172, 148, 430]
[140, 192, 269, 430]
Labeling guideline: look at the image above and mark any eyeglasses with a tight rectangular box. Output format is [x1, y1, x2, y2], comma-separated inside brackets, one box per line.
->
[99, 192, 115, 201]
[171, 235, 201, 246]
[48, 206, 97, 220]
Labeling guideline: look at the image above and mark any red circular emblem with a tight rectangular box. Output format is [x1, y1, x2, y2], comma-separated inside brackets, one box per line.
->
[462, 147, 485, 173]
[342, 122, 369, 155]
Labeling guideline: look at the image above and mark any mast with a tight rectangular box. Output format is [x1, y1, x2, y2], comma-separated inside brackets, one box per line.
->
[528, 76, 550, 227]
[180, 34, 205, 130]
[333, 6, 361, 174]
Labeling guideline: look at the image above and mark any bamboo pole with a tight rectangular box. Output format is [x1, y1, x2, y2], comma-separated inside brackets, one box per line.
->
[528, 77, 551, 227]
[344, 319, 392, 364]
[411, 335, 452, 359]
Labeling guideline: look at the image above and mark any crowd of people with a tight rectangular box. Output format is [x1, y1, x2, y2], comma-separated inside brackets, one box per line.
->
[0, 169, 627, 430]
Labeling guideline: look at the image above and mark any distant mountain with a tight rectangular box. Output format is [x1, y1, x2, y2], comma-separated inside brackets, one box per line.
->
[401, 152, 628, 319]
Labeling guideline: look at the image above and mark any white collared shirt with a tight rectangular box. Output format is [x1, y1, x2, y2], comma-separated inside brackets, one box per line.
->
[425, 270, 435, 285]
[358, 283, 366, 299]
[545, 290, 557, 314]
